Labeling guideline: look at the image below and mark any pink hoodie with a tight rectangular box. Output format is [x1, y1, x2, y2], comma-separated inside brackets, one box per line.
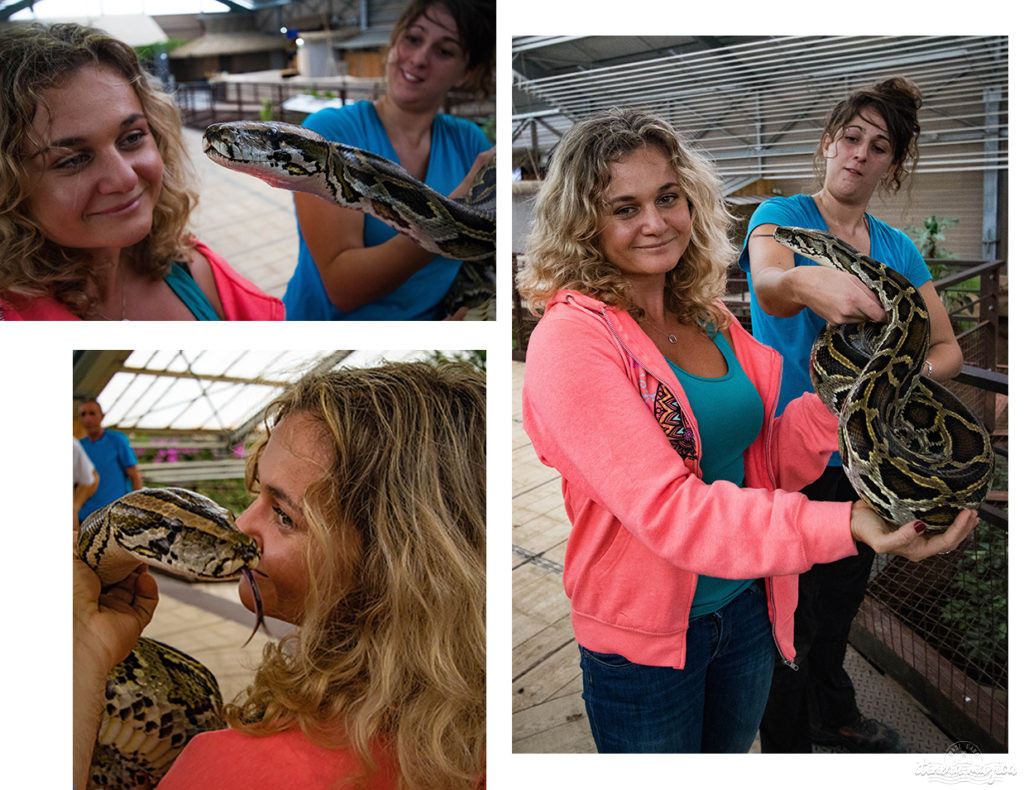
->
[0, 241, 283, 321]
[522, 290, 856, 669]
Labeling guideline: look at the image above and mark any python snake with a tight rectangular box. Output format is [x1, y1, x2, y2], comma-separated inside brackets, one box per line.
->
[77, 487, 262, 789]
[202, 120, 496, 319]
[772, 226, 994, 531]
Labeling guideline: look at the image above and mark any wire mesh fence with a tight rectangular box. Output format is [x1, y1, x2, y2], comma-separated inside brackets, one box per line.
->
[852, 259, 1007, 750]
[857, 508, 1008, 749]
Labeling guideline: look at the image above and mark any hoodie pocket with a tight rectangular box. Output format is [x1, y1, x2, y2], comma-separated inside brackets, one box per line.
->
[570, 524, 693, 636]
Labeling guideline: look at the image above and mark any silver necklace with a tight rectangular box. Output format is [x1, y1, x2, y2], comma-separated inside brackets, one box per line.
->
[639, 314, 679, 344]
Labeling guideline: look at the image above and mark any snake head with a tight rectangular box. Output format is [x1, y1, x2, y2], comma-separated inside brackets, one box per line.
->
[203, 120, 333, 190]
[101, 488, 261, 581]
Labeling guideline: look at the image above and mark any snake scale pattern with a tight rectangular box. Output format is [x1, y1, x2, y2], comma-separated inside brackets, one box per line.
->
[202, 121, 496, 319]
[77, 487, 261, 789]
[772, 226, 994, 530]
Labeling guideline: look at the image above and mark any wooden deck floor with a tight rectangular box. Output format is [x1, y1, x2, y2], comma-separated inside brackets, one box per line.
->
[511, 360, 594, 753]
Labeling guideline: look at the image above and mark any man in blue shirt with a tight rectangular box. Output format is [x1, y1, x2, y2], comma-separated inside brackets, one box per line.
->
[77, 399, 143, 524]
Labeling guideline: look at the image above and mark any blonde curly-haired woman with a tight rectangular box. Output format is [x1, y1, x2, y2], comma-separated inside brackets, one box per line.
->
[74, 361, 485, 788]
[0, 23, 281, 320]
[518, 107, 975, 753]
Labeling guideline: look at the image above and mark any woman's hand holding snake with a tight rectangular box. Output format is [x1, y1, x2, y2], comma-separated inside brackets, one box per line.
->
[74, 558, 158, 673]
[850, 501, 978, 561]
[450, 148, 495, 201]
[794, 265, 887, 325]
[76, 488, 260, 789]
[749, 225, 886, 323]
[74, 558, 159, 790]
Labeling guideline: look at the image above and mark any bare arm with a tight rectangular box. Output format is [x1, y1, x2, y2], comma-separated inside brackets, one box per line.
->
[73, 470, 100, 531]
[127, 465, 143, 491]
[73, 561, 158, 788]
[747, 223, 887, 323]
[295, 193, 436, 313]
[917, 280, 964, 381]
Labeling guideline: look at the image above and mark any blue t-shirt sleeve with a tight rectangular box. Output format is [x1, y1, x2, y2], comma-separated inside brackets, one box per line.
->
[117, 433, 138, 469]
[447, 115, 492, 160]
[302, 103, 378, 152]
[426, 114, 492, 194]
[738, 197, 819, 273]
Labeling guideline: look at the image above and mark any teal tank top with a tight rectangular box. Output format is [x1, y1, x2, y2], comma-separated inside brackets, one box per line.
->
[666, 327, 763, 619]
[165, 262, 220, 321]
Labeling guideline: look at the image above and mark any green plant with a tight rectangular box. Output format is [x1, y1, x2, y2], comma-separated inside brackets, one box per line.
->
[906, 215, 977, 325]
[191, 479, 253, 516]
[937, 521, 1008, 679]
[134, 38, 186, 65]
[908, 215, 960, 260]
[480, 113, 496, 143]
[259, 99, 275, 121]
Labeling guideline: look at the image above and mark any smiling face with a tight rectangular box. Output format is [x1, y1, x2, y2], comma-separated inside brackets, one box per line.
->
[236, 412, 332, 625]
[385, 3, 471, 110]
[24, 63, 163, 256]
[821, 106, 896, 201]
[595, 145, 692, 286]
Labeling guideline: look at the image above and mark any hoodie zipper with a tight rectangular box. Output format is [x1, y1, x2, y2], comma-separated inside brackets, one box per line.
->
[765, 577, 799, 670]
[751, 343, 782, 490]
[739, 340, 796, 667]
[595, 299, 797, 668]
[598, 304, 704, 466]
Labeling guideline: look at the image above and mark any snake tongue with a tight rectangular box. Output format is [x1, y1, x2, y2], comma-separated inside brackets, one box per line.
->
[241, 567, 266, 647]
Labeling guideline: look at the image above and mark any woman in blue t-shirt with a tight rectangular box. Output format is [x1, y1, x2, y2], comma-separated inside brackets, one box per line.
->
[739, 77, 964, 753]
[285, 0, 495, 321]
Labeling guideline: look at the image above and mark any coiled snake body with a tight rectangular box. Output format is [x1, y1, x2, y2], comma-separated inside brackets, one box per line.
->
[772, 226, 994, 530]
[202, 121, 496, 319]
[77, 487, 261, 789]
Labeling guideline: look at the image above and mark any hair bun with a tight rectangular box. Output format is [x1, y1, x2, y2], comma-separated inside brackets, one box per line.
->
[874, 76, 923, 111]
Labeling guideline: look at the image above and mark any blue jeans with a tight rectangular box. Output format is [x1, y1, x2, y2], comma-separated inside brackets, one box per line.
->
[579, 582, 775, 753]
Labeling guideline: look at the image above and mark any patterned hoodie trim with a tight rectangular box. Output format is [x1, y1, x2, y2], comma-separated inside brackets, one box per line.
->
[653, 380, 698, 461]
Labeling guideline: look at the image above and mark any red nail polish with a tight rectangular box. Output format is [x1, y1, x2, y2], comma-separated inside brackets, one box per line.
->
[914, 522, 926, 534]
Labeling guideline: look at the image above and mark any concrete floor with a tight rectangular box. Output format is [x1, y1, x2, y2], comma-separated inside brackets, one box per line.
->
[183, 125, 297, 300]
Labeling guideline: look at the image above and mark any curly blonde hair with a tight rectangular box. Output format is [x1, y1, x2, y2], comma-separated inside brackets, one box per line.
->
[224, 361, 486, 790]
[517, 107, 736, 329]
[0, 23, 197, 317]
